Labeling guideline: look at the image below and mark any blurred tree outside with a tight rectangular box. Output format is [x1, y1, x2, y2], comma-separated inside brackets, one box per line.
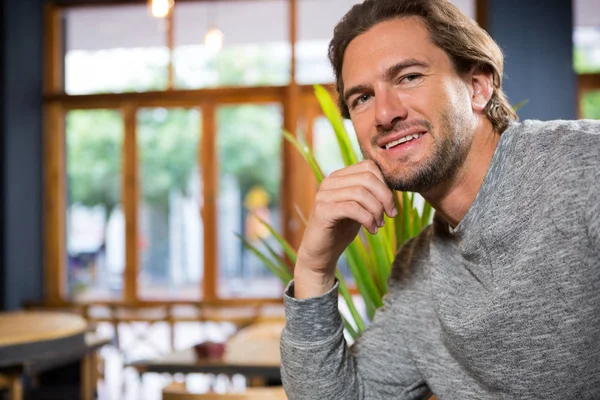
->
[581, 91, 600, 119]
[67, 44, 286, 297]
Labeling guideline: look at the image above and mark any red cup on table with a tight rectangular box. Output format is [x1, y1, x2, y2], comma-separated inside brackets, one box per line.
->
[193, 341, 226, 360]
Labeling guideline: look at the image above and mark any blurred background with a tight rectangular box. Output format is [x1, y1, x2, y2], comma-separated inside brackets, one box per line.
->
[0, 0, 598, 399]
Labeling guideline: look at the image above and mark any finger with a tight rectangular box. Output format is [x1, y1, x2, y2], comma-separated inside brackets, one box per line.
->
[316, 185, 385, 228]
[325, 200, 379, 234]
[329, 160, 385, 183]
[321, 172, 396, 218]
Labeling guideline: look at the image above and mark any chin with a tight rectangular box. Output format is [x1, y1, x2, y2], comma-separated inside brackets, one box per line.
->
[382, 164, 440, 193]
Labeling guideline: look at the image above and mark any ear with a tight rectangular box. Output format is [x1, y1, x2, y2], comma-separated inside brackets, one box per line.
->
[469, 67, 494, 113]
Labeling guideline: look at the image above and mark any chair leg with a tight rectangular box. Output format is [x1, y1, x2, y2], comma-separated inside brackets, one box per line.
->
[81, 354, 93, 400]
[9, 375, 23, 400]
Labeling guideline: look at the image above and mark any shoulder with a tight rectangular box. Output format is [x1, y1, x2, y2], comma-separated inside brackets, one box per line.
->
[504, 119, 600, 172]
[510, 119, 600, 150]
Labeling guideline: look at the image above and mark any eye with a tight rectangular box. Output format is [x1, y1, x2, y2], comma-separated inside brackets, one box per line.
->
[400, 73, 423, 84]
[352, 94, 372, 108]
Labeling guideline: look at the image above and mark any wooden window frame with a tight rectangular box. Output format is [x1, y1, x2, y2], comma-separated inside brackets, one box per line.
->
[43, 0, 331, 306]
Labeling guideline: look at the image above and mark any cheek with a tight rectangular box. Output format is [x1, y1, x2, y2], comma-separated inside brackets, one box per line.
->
[444, 80, 472, 113]
[350, 115, 373, 149]
[396, 89, 437, 121]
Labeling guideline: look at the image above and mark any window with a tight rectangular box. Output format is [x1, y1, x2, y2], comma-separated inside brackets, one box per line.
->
[574, 0, 600, 73]
[65, 5, 169, 94]
[173, 0, 290, 89]
[216, 104, 284, 298]
[574, 0, 600, 119]
[66, 109, 124, 300]
[137, 108, 203, 300]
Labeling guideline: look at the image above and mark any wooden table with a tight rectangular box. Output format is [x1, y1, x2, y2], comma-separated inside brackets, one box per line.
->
[162, 382, 287, 399]
[0, 311, 111, 400]
[129, 348, 281, 382]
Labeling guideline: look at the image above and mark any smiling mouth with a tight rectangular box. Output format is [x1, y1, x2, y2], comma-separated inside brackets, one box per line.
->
[383, 133, 426, 150]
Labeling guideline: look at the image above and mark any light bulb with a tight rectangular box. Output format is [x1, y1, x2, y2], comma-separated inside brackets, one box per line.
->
[205, 28, 224, 52]
[149, 0, 174, 19]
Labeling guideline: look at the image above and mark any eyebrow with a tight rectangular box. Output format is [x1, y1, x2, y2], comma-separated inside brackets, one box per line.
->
[343, 59, 429, 105]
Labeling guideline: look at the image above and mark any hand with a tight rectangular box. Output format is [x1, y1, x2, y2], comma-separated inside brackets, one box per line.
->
[294, 160, 397, 298]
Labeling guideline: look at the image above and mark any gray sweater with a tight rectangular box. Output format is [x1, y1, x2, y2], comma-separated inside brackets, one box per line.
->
[280, 120, 600, 399]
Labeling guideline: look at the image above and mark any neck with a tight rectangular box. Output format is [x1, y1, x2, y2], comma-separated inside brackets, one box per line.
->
[422, 119, 500, 228]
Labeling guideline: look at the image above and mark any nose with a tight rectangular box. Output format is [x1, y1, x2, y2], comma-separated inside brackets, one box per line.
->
[374, 85, 408, 131]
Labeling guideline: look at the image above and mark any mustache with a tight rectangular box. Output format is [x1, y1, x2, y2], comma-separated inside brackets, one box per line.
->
[372, 119, 432, 146]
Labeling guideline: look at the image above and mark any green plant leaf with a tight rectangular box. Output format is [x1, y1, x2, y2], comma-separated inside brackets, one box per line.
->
[401, 191, 411, 246]
[314, 85, 358, 166]
[345, 240, 383, 321]
[283, 130, 324, 183]
[512, 99, 529, 112]
[250, 211, 297, 264]
[421, 201, 433, 227]
[235, 233, 292, 284]
[411, 208, 422, 238]
[336, 272, 365, 334]
[393, 192, 403, 249]
[258, 236, 294, 281]
[363, 228, 391, 296]
[343, 317, 358, 340]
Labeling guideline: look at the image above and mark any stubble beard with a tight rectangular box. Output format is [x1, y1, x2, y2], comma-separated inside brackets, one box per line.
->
[364, 109, 474, 193]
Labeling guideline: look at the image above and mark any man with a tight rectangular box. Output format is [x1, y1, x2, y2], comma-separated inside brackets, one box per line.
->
[280, 0, 600, 399]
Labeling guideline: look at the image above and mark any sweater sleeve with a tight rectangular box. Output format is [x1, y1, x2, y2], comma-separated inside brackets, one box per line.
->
[280, 276, 428, 400]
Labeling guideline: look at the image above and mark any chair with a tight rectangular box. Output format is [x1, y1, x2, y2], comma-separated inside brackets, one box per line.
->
[162, 383, 287, 400]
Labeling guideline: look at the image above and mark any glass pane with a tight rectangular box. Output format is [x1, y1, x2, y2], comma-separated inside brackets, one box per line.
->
[66, 109, 124, 301]
[138, 108, 203, 300]
[313, 116, 361, 176]
[296, 0, 475, 85]
[217, 104, 283, 298]
[574, 27, 600, 73]
[65, 5, 168, 94]
[581, 90, 600, 119]
[174, 1, 290, 89]
[574, 0, 600, 72]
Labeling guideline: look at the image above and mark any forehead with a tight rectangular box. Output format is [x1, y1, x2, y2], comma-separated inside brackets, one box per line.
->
[341, 17, 450, 86]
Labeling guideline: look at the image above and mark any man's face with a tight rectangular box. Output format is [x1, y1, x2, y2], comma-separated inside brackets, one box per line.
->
[341, 17, 478, 193]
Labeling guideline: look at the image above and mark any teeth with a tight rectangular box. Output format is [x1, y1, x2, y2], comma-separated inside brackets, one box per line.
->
[385, 133, 423, 150]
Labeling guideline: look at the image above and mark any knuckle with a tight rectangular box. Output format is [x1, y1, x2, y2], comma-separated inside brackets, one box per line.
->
[364, 171, 379, 183]
[385, 190, 395, 204]
[351, 185, 367, 198]
[366, 214, 377, 227]
[314, 191, 327, 205]
[318, 177, 331, 190]
[364, 160, 379, 173]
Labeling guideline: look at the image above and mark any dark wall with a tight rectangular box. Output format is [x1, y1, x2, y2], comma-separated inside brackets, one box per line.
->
[488, 0, 576, 121]
[1, 0, 44, 310]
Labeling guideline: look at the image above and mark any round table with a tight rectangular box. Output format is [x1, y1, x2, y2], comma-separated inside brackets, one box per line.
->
[0, 311, 88, 400]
